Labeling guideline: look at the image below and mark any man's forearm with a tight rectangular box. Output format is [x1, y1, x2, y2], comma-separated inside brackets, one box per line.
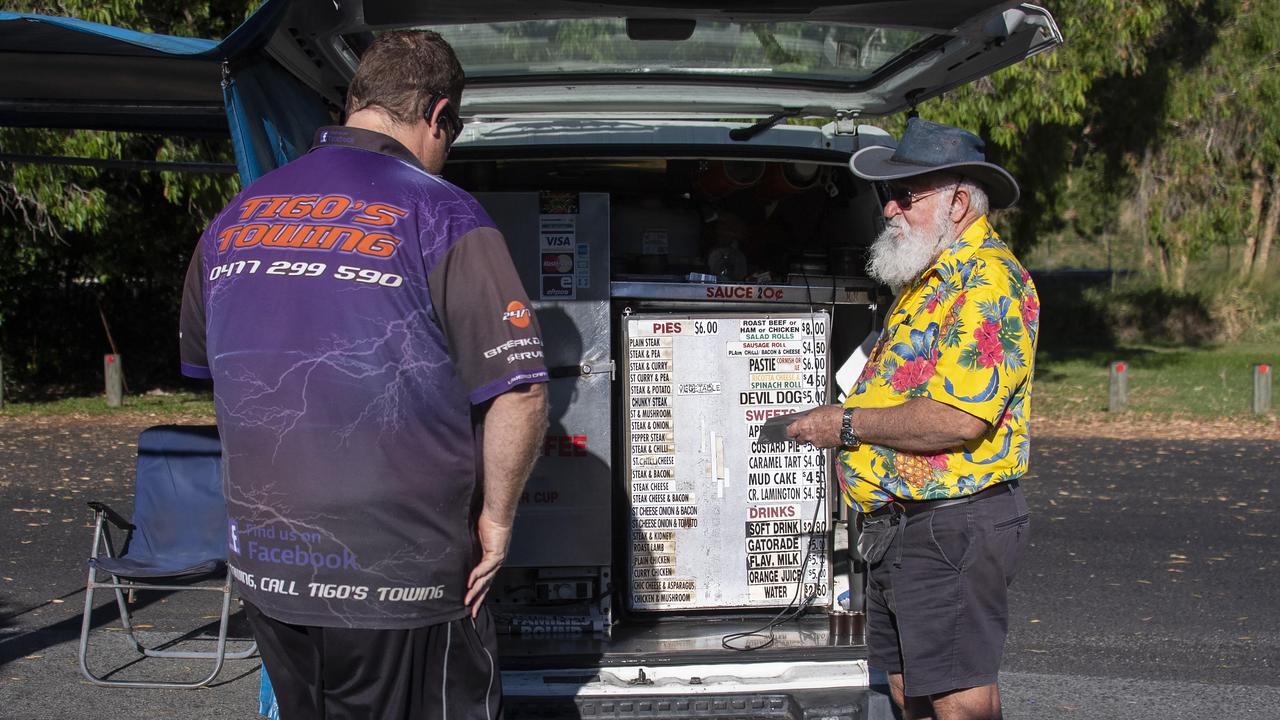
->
[788, 397, 987, 454]
[481, 383, 549, 525]
[853, 398, 988, 454]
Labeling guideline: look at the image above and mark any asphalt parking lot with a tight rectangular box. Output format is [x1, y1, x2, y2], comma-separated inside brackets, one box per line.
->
[1, 414, 1277, 719]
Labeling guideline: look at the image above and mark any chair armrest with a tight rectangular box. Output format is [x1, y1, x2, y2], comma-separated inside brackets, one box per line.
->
[87, 501, 134, 531]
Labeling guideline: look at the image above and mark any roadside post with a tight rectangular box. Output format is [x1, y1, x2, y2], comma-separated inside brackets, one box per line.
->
[1109, 361, 1128, 413]
[104, 354, 123, 407]
[1255, 364, 1272, 415]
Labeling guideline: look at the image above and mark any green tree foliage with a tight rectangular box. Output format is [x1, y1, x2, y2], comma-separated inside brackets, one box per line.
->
[0, 1, 255, 394]
[1147, 0, 1280, 287]
[913, 1, 1277, 291]
[902, 1, 1187, 256]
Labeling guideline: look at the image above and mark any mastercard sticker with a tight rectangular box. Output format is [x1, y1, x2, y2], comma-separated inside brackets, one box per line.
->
[541, 253, 574, 275]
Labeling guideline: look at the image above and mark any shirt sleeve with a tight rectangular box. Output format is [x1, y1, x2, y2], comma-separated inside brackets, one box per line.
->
[428, 226, 549, 404]
[923, 260, 1033, 425]
[178, 247, 211, 379]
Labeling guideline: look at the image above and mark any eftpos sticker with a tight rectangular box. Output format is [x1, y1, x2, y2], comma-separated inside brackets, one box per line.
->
[542, 275, 574, 298]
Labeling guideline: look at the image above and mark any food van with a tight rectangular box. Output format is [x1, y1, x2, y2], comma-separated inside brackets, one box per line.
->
[0, 1, 1061, 715]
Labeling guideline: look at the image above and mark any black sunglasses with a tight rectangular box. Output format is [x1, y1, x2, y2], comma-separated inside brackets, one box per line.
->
[884, 183, 946, 210]
[424, 92, 463, 146]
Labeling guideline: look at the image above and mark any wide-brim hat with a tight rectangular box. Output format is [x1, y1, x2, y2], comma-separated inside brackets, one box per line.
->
[850, 118, 1020, 209]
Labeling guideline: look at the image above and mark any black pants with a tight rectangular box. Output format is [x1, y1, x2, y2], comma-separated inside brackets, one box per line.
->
[245, 601, 502, 720]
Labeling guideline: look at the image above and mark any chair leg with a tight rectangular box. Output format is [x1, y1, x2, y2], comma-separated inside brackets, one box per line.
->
[111, 577, 148, 655]
[79, 573, 257, 689]
[78, 563, 103, 685]
[139, 583, 234, 659]
[79, 521, 135, 684]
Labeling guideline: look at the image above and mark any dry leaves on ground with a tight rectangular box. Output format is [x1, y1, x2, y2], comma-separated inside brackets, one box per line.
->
[1036, 413, 1280, 440]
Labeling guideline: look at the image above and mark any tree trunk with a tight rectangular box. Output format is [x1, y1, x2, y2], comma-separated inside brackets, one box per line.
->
[1172, 248, 1189, 292]
[1136, 152, 1153, 273]
[1155, 242, 1170, 287]
[1106, 234, 1116, 290]
[1167, 233, 1188, 292]
[1241, 158, 1265, 279]
[1254, 174, 1279, 279]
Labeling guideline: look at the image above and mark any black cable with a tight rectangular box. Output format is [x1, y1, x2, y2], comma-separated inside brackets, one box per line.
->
[721, 283, 833, 651]
[721, 494, 826, 651]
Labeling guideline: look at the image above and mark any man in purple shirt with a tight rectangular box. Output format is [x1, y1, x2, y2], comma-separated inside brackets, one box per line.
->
[180, 30, 548, 718]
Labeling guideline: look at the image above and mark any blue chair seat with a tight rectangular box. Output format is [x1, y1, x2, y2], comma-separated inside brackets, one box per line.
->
[91, 555, 224, 580]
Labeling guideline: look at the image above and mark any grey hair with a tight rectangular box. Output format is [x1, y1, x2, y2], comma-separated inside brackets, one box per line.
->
[958, 177, 990, 217]
[921, 172, 991, 217]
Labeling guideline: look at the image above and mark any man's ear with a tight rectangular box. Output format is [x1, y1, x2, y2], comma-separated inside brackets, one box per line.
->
[949, 184, 970, 222]
[424, 98, 446, 136]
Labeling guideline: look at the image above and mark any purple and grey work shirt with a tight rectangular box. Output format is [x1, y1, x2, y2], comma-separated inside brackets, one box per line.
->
[179, 126, 548, 629]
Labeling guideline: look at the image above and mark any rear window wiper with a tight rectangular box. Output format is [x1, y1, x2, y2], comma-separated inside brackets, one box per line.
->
[729, 110, 804, 142]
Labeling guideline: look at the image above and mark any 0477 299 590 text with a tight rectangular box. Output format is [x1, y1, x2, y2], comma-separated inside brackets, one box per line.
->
[208, 259, 402, 287]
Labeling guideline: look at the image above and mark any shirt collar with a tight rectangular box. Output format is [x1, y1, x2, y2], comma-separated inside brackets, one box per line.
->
[904, 214, 994, 293]
[310, 125, 425, 172]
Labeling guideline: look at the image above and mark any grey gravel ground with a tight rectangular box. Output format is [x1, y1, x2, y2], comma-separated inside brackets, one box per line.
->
[1, 415, 1276, 719]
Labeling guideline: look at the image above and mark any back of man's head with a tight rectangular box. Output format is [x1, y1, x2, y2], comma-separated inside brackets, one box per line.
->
[345, 30, 465, 126]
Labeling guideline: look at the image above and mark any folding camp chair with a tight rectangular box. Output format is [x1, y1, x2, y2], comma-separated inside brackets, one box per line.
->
[78, 424, 256, 688]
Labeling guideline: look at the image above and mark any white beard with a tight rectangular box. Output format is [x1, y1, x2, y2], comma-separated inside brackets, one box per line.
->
[866, 199, 956, 291]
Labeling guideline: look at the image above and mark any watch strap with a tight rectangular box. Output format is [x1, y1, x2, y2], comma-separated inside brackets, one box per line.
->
[841, 407, 860, 448]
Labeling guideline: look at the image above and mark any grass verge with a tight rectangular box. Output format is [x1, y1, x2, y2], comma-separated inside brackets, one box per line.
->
[3, 346, 1277, 437]
[0, 390, 214, 417]
[1034, 341, 1278, 420]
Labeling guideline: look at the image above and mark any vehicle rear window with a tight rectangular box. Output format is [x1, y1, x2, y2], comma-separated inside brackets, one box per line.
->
[423, 19, 928, 85]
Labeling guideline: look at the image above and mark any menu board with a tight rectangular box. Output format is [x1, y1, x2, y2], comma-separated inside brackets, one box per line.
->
[624, 313, 831, 611]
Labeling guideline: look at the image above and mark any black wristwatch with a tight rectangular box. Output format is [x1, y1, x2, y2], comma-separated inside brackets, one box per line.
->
[840, 407, 860, 448]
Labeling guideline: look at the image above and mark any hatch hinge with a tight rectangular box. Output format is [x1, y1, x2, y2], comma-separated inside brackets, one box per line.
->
[832, 110, 858, 135]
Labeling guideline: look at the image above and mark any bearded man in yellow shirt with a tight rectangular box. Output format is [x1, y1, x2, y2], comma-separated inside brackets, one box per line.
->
[789, 118, 1038, 720]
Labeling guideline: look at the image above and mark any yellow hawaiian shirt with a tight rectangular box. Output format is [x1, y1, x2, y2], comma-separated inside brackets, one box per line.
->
[838, 216, 1040, 512]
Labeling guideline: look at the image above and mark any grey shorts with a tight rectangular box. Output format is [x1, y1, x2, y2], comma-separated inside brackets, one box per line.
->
[864, 482, 1031, 697]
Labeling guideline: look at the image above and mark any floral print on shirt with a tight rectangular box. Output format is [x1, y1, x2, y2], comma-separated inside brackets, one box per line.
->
[838, 216, 1039, 512]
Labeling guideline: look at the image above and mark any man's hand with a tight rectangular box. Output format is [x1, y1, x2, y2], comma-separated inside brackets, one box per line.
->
[466, 511, 513, 616]
[786, 404, 845, 449]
